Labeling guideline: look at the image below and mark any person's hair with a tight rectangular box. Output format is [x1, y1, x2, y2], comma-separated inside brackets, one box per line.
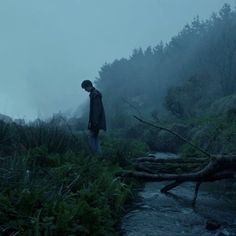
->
[81, 80, 93, 89]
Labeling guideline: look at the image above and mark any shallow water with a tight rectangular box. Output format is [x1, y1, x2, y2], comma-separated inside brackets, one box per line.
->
[121, 153, 236, 236]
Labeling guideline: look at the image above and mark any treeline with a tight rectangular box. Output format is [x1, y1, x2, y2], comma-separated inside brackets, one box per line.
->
[94, 4, 236, 128]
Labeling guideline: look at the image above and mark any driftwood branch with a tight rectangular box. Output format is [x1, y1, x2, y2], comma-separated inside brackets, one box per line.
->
[133, 116, 211, 157]
[160, 181, 184, 193]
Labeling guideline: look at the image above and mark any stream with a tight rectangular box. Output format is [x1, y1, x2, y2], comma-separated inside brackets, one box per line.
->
[121, 153, 236, 236]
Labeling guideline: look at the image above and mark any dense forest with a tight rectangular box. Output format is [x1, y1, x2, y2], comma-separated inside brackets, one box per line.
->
[0, 3, 236, 235]
[97, 4, 236, 122]
[88, 3, 236, 155]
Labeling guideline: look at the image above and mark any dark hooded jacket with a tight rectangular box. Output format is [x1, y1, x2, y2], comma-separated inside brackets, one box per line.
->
[89, 88, 106, 132]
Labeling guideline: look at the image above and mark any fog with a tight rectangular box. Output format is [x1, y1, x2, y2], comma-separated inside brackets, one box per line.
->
[0, 0, 235, 120]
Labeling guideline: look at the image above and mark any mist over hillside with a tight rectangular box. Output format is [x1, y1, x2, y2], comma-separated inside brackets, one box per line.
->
[86, 4, 236, 130]
[1, 0, 235, 120]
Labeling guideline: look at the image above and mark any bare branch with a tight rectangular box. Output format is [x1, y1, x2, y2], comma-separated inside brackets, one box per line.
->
[133, 115, 211, 157]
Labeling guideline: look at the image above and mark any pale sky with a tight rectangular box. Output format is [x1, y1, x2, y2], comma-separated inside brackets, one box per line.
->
[0, 0, 235, 120]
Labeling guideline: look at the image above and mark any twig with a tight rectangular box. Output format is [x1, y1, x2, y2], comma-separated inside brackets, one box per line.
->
[122, 98, 143, 118]
[63, 175, 80, 195]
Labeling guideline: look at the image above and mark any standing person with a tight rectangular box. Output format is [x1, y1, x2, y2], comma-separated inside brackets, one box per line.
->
[81, 80, 106, 154]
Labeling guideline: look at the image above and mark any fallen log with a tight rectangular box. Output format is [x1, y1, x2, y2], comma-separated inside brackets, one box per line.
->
[118, 155, 236, 181]
[134, 162, 201, 174]
[134, 157, 207, 163]
[117, 155, 236, 206]
[117, 169, 236, 182]
[133, 156, 209, 174]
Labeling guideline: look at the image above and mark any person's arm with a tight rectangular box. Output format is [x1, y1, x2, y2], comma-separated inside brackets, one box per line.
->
[91, 94, 102, 130]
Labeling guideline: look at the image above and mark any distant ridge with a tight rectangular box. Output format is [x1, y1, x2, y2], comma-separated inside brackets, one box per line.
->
[0, 113, 12, 123]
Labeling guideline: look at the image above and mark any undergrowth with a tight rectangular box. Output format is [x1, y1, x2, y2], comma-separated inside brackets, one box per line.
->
[0, 120, 147, 235]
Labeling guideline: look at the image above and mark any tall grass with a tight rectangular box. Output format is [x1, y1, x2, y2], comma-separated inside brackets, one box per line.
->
[0, 119, 146, 235]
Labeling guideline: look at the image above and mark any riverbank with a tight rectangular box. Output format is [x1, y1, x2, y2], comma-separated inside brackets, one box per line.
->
[120, 153, 236, 236]
[121, 181, 236, 236]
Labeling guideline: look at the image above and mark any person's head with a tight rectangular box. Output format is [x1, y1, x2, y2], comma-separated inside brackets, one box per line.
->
[81, 80, 94, 92]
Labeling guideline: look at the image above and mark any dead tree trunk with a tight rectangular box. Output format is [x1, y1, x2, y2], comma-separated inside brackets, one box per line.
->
[117, 155, 236, 206]
[118, 155, 236, 182]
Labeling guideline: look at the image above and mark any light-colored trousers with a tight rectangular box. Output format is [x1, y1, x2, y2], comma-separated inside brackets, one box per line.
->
[88, 130, 101, 154]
